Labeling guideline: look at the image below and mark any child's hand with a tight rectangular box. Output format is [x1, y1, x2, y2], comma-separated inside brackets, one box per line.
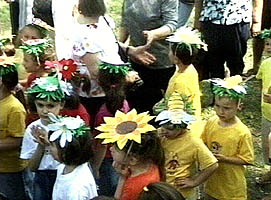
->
[31, 125, 50, 146]
[175, 178, 197, 189]
[213, 153, 227, 162]
[112, 161, 131, 177]
[263, 93, 271, 104]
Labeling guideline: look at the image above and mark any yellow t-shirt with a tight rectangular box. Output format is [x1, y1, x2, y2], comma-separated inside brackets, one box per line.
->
[201, 116, 254, 200]
[162, 131, 217, 198]
[0, 95, 27, 172]
[15, 49, 29, 81]
[256, 57, 271, 121]
[165, 65, 201, 118]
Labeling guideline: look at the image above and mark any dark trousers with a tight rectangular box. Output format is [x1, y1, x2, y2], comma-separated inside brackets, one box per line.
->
[9, 0, 19, 35]
[127, 62, 175, 113]
[202, 21, 250, 78]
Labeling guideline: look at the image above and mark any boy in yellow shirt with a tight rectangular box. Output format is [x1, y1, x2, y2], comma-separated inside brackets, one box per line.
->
[163, 27, 207, 118]
[155, 95, 218, 200]
[201, 76, 254, 200]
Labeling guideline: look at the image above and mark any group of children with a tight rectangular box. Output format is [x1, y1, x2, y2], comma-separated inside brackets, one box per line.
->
[0, 7, 271, 200]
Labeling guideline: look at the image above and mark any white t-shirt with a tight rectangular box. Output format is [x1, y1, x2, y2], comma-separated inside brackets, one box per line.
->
[20, 119, 60, 170]
[52, 163, 98, 200]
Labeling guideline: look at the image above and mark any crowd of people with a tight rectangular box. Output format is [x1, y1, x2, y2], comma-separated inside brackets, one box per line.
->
[0, 0, 270, 199]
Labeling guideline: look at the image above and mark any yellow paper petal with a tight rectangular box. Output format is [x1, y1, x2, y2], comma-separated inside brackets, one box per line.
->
[117, 137, 129, 150]
[103, 116, 118, 125]
[225, 75, 242, 89]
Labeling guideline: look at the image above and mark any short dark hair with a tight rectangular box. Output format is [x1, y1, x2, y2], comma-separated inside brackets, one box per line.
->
[49, 130, 94, 166]
[1, 66, 18, 91]
[138, 182, 185, 200]
[78, 0, 106, 17]
[171, 43, 198, 65]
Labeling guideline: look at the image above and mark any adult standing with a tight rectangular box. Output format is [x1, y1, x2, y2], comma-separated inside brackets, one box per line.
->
[120, 0, 178, 113]
[194, 0, 263, 78]
[178, 0, 195, 28]
[5, 0, 20, 35]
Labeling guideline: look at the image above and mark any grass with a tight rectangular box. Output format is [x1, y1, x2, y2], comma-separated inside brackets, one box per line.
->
[0, 1, 269, 198]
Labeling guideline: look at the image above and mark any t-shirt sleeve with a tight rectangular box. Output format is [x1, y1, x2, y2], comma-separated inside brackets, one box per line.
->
[20, 124, 38, 160]
[8, 110, 26, 138]
[196, 139, 218, 170]
[236, 131, 254, 164]
[161, 0, 178, 32]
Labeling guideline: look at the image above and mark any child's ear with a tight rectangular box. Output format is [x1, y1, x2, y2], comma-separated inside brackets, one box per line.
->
[128, 156, 139, 166]
[237, 99, 242, 111]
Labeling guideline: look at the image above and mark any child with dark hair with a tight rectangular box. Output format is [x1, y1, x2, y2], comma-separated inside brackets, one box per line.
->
[163, 28, 207, 119]
[0, 55, 28, 200]
[138, 182, 185, 200]
[20, 74, 72, 200]
[92, 62, 131, 196]
[96, 109, 164, 200]
[47, 114, 97, 200]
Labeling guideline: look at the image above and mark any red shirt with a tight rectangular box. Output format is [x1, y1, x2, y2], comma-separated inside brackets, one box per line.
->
[60, 104, 90, 125]
[26, 73, 38, 88]
[120, 165, 161, 200]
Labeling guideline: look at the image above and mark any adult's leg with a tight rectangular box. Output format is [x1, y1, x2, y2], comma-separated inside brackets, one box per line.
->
[226, 22, 250, 76]
[252, 0, 271, 74]
[177, 1, 194, 28]
[127, 63, 175, 113]
[9, 0, 20, 35]
[0, 171, 28, 200]
[201, 22, 227, 78]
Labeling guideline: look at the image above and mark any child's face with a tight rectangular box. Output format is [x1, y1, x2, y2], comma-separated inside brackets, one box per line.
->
[35, 99, 64, 123]
[264, 39, 271, 54]
[24, 54, 38, 73]
[160, 126, 182, 139]
[50, 142, 61, 162]
[110, 145, 126, 164]
[20, 27, 41, 42]
[214, 96, 239, 123]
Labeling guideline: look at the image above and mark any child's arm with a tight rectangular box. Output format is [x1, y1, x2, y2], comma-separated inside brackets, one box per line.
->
[28, 144, 45, 171]
[0, 137, 23, 151]
[92, 142, 107, 179]
[176, 163, 218, 189]
[213, 153, 251, 165]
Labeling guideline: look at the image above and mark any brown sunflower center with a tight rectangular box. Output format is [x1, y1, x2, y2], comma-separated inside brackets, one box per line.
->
[116, 121, 137, 134]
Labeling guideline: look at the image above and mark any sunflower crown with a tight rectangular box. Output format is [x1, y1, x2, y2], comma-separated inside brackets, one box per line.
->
[27, 73, 73, 102]
[259, 29, 271, 40]
[95, 109, 156, 149]
[0, 55, 18, 77]
[212, 75, 246, 99]
[48, 113, 90, 148]
[20, 38, 52, 58]
[166, 27, 208, 52]
[99, 62, 131, 75]
[155, 93, 196, 129]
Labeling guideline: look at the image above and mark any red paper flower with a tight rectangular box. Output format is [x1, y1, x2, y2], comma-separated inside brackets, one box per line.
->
[59, 59, 77, 80]
[45, 60, 63, 70]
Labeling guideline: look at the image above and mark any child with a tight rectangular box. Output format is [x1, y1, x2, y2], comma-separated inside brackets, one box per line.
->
[163, 27, 207, 119]
[20, 74, 72, 200]
[95, 109, 164, 200]
[256, 29, 271, 170]
[93, 62, 131, 196]
[201, 75, 254, 200]
[20, 38, 55, 88]
[0, 55, 28, 200]
[47, 114, 98, 199]
[155, 95, 218, 200]
[138, 182, 185, 200]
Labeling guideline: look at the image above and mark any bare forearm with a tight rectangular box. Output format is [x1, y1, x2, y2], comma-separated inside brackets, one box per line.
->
[28, 144, 45, 171]
[114, 175, 126, 200]
[92, 143, 107, 172]
[119, 27, 129, 43]
[194, 0, 203, 28]
[147, 25, 172, 41]
[220, 156, 249, 165]
[252, 0, 263, 24]
[0, 137, 22, 151]
[194, 163, 218, 186]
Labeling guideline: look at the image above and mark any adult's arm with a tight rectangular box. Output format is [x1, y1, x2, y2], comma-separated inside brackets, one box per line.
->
[194, 0, 204, 30]
[251, 0, 263, 36]
[81, 52, 100, 78]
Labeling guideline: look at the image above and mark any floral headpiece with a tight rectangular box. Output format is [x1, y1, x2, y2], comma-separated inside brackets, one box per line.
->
[212, 75, 246, 99]
[155, 93, 196, 129]
[45, 59, 77, 80]
[19, 38, 52, 63]
[166, 27, 208, 54]
[48, 113, 90, 148]
[259, 29, 271, 40]
[27, 73, 73, 102]
[99, 62, 131, 75]
[95, 109, 156, 149]
[0, 38, 11, 50]
[32, 18, 54, 32]
[0, 55, 18, 77]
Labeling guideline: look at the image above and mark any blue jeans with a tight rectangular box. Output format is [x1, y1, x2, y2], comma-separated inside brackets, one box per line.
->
[178, 1, 194, 28]
[33, 170, 57, 200]
[97, 158, 119, 197]
[0, 171, 28, 200]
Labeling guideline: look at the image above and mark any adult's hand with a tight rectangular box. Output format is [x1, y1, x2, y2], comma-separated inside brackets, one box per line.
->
[251, 22, 262, 37]
[128, 45, 156, 66]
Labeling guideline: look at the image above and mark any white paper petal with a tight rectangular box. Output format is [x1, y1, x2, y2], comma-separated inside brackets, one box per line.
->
[49, 130, 63, 142]
[48, 113, 60, 123]
[155, 111, 172, 122]
[66, 131, 73, 142]
[60, 131, 68, 148]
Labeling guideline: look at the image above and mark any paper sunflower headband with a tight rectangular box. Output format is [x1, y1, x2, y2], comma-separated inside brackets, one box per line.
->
[259, 29, 271, 40]
[0, 55, 18, 77]
[45, 59, 78, 80]
[155, 93, 196, 129]
[99, 62, 131, 75]
[95, 109, 156, 150]
[20, 38, 52, 63]
[212, 75, 246, 99]
[166, 27, 208, 54]
[27, 73, 73, 102]
[48, 113, 90, 148]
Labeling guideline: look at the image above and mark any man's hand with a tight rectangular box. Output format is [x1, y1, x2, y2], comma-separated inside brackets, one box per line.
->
[128, 45, 156, 66]
[251, 22, 262, 37]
